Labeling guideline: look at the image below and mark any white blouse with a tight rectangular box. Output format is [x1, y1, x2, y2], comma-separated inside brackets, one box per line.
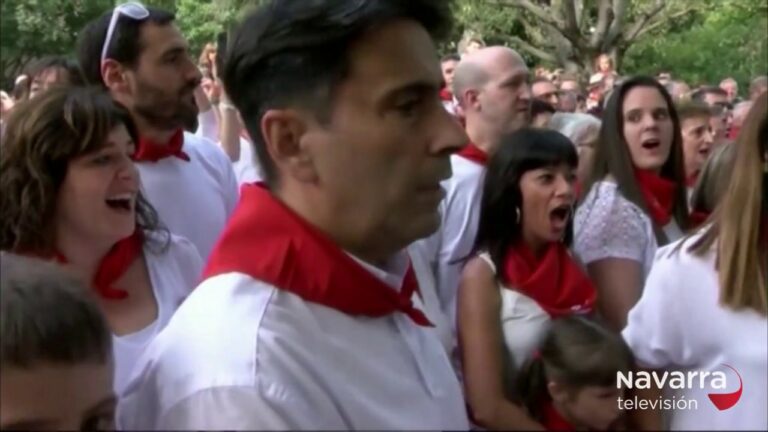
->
[575, 180, 682, 278]
[477, 253, 550, 370]
[623, 233, 767, 430]
[113, 233, 202, 395]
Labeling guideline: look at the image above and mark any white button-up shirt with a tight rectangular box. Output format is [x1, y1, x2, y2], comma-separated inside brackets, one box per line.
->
[117, 252, 469, 430]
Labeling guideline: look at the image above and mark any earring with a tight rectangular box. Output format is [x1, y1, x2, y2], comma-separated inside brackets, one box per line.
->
[515, 206, 521, 224]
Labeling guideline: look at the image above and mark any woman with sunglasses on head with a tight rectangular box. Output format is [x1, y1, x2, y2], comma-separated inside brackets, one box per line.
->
[622, 93, 767, 431]
[574, 76, 689, 332]
[458, 128, 596, 430]
[0, 86, 203, 396]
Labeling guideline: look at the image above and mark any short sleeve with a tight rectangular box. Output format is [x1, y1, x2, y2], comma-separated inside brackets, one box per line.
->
[621, 247, 695, 369]
[574, 184, 649, 265]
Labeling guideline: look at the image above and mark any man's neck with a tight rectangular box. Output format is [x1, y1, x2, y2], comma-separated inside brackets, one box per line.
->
[137, 124, 177, 145]
[465, 120, 500, 156]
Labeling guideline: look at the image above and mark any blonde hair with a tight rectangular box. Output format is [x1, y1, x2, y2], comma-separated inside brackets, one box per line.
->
[690, 92, 767, 315]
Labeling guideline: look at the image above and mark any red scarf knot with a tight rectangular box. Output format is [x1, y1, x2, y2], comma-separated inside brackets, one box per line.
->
[203, 183, 433, 327]
[457, 142, 489, 166]
[501, 242, 596, 318]
[55, 230, 144, 300]
[439, 87, 453, 102]
[133, 129, 190, 163]
[634, 169, 677, 227]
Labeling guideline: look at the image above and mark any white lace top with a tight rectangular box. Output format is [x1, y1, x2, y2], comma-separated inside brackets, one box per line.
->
[574, 181, 682, 278]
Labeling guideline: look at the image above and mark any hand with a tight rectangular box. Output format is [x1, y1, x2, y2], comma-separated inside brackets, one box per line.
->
[201, 77, 221, 104]
[0, 91, 14, 117]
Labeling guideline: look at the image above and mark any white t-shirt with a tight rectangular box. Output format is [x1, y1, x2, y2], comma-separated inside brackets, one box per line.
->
[622, 233, 767, 430]
[113, 233, 202, 395]
[117, 252, 469, 430]
[574, 180, 683, 277]
[476, 252, 550, 370]
[136, 132, 239, 261]
[413, 154, 485, 328]
[195, 109, 219, 143]
[232, 136, 264, 186]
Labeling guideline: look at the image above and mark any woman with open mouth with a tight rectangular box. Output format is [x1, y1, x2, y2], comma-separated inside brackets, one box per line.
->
[457, 128, 597, 430]
[0, 86, 202, 396]
[574, 76, 690, 333]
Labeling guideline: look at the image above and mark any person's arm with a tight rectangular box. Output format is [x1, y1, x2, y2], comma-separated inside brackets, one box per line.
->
[218, 83, 242, 162]
[458, 257, 545, 431]
[586, 258, 643, 332]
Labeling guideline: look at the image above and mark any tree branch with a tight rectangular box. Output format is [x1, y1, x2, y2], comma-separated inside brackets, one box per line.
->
[605, 0, 628, 48]
[589, 0, 612, 49]
[623, 0, 666, 44]
[630, 7, 696, 42]
[505, 35, 558, 63]
[493, 0, 564, 29]
[560, 0, 579, 39]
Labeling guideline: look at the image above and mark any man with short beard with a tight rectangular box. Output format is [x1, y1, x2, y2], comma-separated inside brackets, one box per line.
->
[77, 4, 238, 260]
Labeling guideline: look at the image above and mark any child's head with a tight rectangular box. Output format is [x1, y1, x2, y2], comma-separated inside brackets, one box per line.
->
[516, 316, 634, 431]
[0, 253, 114, 431]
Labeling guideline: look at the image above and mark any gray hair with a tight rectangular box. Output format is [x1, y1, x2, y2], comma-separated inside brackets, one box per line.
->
[548, 112, 601, 145]
[1, 252, 112, 368]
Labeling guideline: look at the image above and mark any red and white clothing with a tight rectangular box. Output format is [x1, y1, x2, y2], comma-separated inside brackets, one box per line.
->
[575, 180, 682, 277]
[623, 232, 767, 430]
[412, 150, 487, 333]
[117, 185, 468, 430]
[113, 233, 202, 395]
[136, 132, 238, 261]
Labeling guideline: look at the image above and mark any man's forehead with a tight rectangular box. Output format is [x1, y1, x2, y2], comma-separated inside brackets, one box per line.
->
[139, 22, 188, 56]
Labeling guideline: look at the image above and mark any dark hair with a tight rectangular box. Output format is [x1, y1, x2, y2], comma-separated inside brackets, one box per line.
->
[472, 128, 578, 272]
[222, 0, 454, 187]
[515, 316, 634, 421]
[0, 86, 165, 254]
[25, 55, 85, 87]
[1, 252, 112, 368]
[531, 99, 556, 117]
[441, 53, 460, 63]
[77, 6, 175, 87]
[583, 76, 689, 243]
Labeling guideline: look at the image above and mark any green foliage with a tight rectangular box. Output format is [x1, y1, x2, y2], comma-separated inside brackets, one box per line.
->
[623, 0, 767, 88]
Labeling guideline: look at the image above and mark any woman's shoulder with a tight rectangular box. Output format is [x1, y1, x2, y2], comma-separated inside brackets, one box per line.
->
[578, 180, 648, 226]
[143, 231, 203, 272]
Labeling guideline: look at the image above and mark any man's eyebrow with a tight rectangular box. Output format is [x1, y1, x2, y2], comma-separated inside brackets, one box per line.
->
[380, 80, 440, 104]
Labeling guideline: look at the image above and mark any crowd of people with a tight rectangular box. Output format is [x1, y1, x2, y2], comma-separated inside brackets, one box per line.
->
[0, 0, 766, 431]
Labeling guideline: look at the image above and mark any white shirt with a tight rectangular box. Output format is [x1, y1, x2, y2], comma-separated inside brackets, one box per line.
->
[413, 154, 485, 328]
[622, 233, 767, 430]
[574, 180, 683, 277]
[195, 108, 219, 143]
[113, 233, 202, 395]
[117, 252, 469, 430]
[137, 133, 238, 261]
[232, 136, 265, 186]
[476, 253, 550, 370]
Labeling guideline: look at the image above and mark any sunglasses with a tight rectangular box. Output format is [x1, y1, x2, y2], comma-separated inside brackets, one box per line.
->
[101, 2, 150, 64]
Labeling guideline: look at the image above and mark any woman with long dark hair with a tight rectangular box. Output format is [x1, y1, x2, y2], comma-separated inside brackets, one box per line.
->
[458, 128, 596, 430]
[574, 76, 689, 331]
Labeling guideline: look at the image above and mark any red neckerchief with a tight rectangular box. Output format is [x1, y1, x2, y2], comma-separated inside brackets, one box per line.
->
[203, 183, 433, 327]
[542, 401, 576, 431]
[133, 129, 190, 163]
[689, 210, 710, 228]
[634, 169, 677, 227]
[457, 142, 488, 166]
[439, 87, 453, 102]
[727, 125, 741, 140]
[55, 230, 144, 300]
[501, 242, 596, 318]
[686, 171, 700, 188]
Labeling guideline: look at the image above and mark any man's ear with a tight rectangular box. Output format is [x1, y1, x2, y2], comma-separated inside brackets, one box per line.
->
[547, 380, 570, 404]
[101, 60, 130, 94]
[464, 88, 481, 112]
[261, 109, 317, 183]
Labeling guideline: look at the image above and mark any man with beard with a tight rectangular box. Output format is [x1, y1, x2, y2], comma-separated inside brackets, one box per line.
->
[77, 3, 238, 260]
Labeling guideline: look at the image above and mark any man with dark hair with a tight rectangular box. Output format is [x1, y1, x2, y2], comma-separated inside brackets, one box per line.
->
[692, 86, 731, 146]
[118, 0, 469, 429]
[440, 53, 460, 114]
[532, 76, 559, 108]
[0, 253, 115, 431]
[24, 56, 84, 99]
[531, 98, 556, 128]
[750, 75, 768, 102]
[676, 102, 715, 190]
[76, 3, 238, 261]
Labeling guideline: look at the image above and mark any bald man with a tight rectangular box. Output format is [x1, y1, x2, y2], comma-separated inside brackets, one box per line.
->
[412, 47, 531, 355]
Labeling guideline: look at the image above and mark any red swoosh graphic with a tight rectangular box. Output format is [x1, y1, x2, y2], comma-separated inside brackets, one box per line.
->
[707, 364, 742, 411]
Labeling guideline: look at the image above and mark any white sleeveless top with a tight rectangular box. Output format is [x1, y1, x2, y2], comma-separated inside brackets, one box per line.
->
[477, 252, 550, 370]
